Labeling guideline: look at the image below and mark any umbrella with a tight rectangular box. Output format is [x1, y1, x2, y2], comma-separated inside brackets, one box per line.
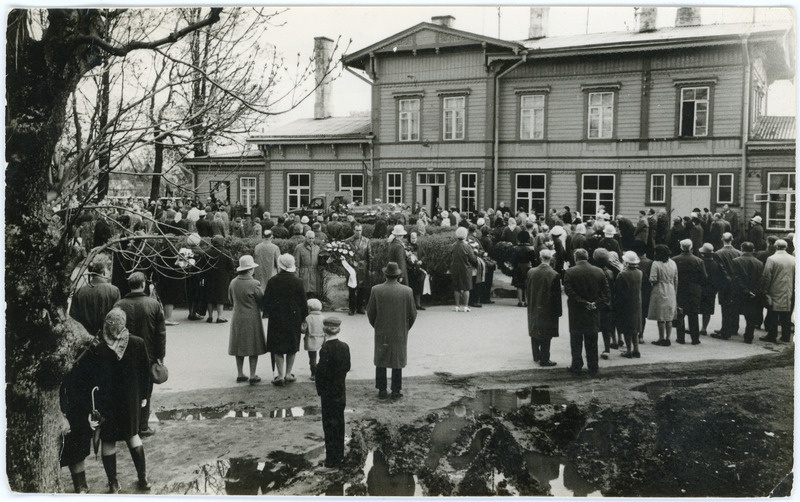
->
[91, 386, 102, 457]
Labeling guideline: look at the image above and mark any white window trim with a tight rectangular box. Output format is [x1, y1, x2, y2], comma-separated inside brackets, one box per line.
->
[581, 173, 616, 216]
[679, 86, 710, 137]
[398, 98, 420, 142]
[514, 173, 547, 215]
[286, 173, 311, 211]
[417, 172, 446, 186]
[386, 172, 403, 204]
[587, 91, 614, 139]
[442, 96, 465, 141]
[671, 174, 712, 187]
[716, 173, 734, 205]
[459, 172, 478, 215]
[339, 173, 364, 204]
[766, 172, 796, 231]
[239, 177, 257, 215]
[520, 94, 545, 140]
[651, 174, 666, 203]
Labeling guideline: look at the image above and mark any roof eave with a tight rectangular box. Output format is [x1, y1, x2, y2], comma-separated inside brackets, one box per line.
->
[247, 135, 373, 145]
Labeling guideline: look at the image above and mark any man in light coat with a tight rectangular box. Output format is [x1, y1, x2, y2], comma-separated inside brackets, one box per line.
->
[253, 229, 280, 290]
[525, 249, 561, 367]
[293, 230, 321, 298]
[760, 239, 795, 343]
[367, 262, 417, 399]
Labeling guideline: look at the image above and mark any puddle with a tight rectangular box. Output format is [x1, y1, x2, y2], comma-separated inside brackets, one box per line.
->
[465, 387, 569, 416]
[363, 450, 423, 496]
[524, 451, 602, 497]
[155, 405, 352, 421]
[632, 378, 714, 400]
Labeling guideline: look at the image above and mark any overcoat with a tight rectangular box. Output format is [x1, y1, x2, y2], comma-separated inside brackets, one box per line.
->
[344, 234, 372, 287]
[673, 252, 707, 314]
[114, 292, 166, 363]
[303, 311, 325, 352]
[96, 335, 150, 442]
[563, 260, 609, 332]
[748, 223, 766, 251]
[449, 239, 478, 291]
[647, 259, 678, 321]
[367, 280, 417, 369]
[294, 241, 321, 294]
[69, 278, 121, 336]
[203, 248, 234, 305]
[263, 271, 309, 354]
[613, 268, 642, 334]
[253, 240, 280, 288]
[731, 254, 765, 324]
[387, 239, 410, 285]
[699, 256, 725, 315]
[525, 263, 562, 339]
[761, 250, 795, 312]
[315, 338, 351, 405]
[227, 275, 267, 356]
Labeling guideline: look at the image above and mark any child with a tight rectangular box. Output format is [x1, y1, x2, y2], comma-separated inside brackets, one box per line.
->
[315, 317, 350, 467]
[303, 298, 325, 381]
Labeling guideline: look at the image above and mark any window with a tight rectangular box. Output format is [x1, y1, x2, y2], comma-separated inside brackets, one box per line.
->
[443, 96, 465, 140]
[680, 87, 709, 137]
[588, 92, 614, 139]
[766, 173, 796, 231]
[386, 172, 402, 204]
[520, 94, 545, 140]
[717, 173, 734, 204]
[287, 173, 310, 210]
[209, 180, 230, 203]
[239, 177, 256, 214]
[651, 174, 666, 203]
[515, 174, 547, 215]
[460, 173, 478, 218]
[417, 172, 446, 185]
[339, 174, 364, 204]
[398, 99, 420, 142]
[581, 174, 615, 217]
[672, 174, 711, 187]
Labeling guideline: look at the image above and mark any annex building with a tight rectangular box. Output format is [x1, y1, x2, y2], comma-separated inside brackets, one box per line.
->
[188, 8, 796, 233]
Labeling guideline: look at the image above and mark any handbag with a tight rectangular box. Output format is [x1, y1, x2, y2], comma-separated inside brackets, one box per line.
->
[150, 361, 169, 384]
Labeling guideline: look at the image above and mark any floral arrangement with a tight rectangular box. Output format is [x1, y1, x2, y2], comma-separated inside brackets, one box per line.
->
[467, 238, 496, 267]
[175, 247, 196, 269]
[320, 240, 356, 276]
[404, 242, 424, 271]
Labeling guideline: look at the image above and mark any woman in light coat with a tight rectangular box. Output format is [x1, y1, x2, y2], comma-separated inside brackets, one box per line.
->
[450, 226, 478, 312]
[228, 255, 267, 384]
[648, 244, 678, 347]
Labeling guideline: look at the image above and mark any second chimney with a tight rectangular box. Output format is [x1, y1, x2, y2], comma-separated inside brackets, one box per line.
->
[431, 15, 455, 28]
[635, 7, 657, 33]
[675, 7, 701, 27]
[313, 36, 333, 120]
[529, 7, 549, 39]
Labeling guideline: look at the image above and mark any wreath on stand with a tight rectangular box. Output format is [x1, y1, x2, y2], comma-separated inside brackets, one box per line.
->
[319, 241, 358, 288]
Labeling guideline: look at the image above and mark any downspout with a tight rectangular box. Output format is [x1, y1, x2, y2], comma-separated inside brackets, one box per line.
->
[740, 35, 751, 214]
[493, 54, 527, 208]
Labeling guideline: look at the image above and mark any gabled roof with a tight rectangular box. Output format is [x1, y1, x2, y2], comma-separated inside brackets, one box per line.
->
[247, 116, 372, 144]
[752, 116, 796, 141]
[343, 22, 524, 68]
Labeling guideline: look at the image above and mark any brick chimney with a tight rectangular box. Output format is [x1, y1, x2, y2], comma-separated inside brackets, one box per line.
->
[675, 7, 701, 27]
[313, 36, 333, 120]
[528, 7, 549, 39]
[431, 15, 455, 28]
[635, 7, 657, 33]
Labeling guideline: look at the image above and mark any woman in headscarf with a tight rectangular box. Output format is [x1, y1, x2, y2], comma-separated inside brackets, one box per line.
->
[228, 255, 268, 384]
[450, 226, 478, 312]
[95, 308, 152, 493]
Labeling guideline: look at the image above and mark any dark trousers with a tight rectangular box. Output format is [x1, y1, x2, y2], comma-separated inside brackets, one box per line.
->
[531, 337, 552, 364]
[308, 351, 317, 376]
[719, 292, 740, 337]
[767, 310, 793, 341]
[676, 310, 700, 343]
[569, 331, 599, 373]
[320, 399, 345, 465]
[348, 287, 367, 313]
[480, 264, 496, 303]
[469, 276, 482, 306]
[375, 367, 402, 393]
[139, 376, 154, 432]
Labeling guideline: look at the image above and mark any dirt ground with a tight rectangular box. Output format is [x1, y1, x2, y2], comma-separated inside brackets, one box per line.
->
[64, 345, 794, 497]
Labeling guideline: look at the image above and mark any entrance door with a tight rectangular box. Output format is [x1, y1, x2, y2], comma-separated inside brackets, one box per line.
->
[416, 185, 443, 216]
[671, 174, 711, 214]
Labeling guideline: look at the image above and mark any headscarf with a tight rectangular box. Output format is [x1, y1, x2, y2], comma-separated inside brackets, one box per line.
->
[102, 308, 130, 360]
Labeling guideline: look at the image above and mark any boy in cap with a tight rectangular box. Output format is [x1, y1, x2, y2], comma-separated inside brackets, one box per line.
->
[315, 317, 351, 467]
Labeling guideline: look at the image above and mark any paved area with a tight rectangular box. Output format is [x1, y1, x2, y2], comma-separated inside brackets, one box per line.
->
[154, 296, 787, 396]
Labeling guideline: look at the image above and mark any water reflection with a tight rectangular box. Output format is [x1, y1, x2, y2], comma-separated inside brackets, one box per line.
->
[524, 451, 601, 497]
[156, 405, 353, 421]
[364, 451, 423, 496]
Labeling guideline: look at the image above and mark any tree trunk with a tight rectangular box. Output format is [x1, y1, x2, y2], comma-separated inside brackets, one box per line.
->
[150, 125, 164, 201]
[96, 62, 111, 201]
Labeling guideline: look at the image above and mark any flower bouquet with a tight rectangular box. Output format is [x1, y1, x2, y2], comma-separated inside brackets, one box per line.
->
[319, 240, 356, 276]
[175, 247, 196, 269]
[468, 238, 496, 268]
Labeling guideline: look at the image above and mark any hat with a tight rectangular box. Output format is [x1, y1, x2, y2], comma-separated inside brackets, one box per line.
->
[307, 298, 322, 312]
[476, 217, 486, 227]
[300, 215, 310, 224]
[236, 255, 259, 272]
[323, 316, 341, 335]
[199, 210, 207, 216]
[441, 210, 449, 218]
[392, 224, 407, 236]
[699, 243, 714, 254]
[550, 225, 565, 237]
[263, 229, 273, 238]
[383, 261, 402, 277]
[751, 215, 763, 224]
[622, 251, 640, 265]
[603, 224, 616, 237]
[455, 226, 468, 239]
[277, 254, 296, 273]
[211, 235, 225, 246]
[187, 233, 202, 246]
[575, 223, 586, 235]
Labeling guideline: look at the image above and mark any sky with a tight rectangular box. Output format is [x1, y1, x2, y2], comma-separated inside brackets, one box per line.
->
[256, 5, 796, 130]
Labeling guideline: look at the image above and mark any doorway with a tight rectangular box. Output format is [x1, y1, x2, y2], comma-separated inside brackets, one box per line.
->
[671, 174, 711, 215]
[416, 172, 446, 216]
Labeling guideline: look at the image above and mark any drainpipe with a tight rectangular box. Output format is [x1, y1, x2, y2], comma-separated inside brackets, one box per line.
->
[740, 35, 751, 215]
[493, 55, 526, 208]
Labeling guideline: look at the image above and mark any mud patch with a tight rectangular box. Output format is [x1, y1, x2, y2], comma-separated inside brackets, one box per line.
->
[632, 378, 714, 399]
[155, 405, 353, 421]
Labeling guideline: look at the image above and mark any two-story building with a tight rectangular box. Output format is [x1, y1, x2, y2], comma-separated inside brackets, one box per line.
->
[342, 8, 795, 231]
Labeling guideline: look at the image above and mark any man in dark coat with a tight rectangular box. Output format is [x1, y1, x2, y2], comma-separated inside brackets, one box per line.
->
[633, 210, 649, 248]
[708, 213, 728, 250]
[367, 261, 417, 399]
[195, 211, 213, 237]
[689, 217, 704, 255]
[731, 242, 765, 344]
[525, 249, 561, 367]
[632, 241, 652, 343]
[747, 215, 766, 251]
[387, 225, 410, 286]
[563, 249, 610, 377]
[617, 214, 635, 251]
[614, 251, 643, 358]
[315, 317, 351, 468]
[673, 239, 707, 345]
[721, 204, 740, 238]
[344, 224, 372, 315]
[714, 232, 742, 339]
[114, 272, 167, 437]
[70, 255, 121, 336]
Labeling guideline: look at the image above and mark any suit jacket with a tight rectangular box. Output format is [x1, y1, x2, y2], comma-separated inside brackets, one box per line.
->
[315, 338, 351, 405]
[672, 252, 707, 313]
[525, 263, 562, 339]
[563, 261, 609, 332]
[367, 280, 416, 368]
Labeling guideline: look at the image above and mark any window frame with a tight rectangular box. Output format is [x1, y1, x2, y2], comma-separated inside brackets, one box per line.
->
[286, 173, 311, 211]
[441, 95, 466, 141]
[586, 91, 615, 140]
[650, 174, 666, 204]
[716, 173, 735, 205]
[386, 172, 403, 204]
[581, 173, 617, 217]
[239, 176, 257, 215]
[459, 172, 478, 218]
[765, 172, 796, 231]
[678, 86, 711, 138]
[397, 98, 421, 142]
[339, 173, 365, 204]
[514, 173, 547, 216]
[519, 93, 547, 140]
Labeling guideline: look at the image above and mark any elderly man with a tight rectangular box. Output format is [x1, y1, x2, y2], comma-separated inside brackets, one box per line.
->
[714, 232, 742, 339]
[760, 239, 795, 343]
[748, 215, 766, 251]
[563, 248, 610, 377]
[673, 239, 707, 345]
[721, 203, 740, 238]
[731, 242, 765, 344]
[294, 230, 321, 299]
[367, 262, 417, 399]
[114, 272, 167, 437]
[387, 224, 410, 285]
[525, 249, 561, 367]
[344, 223, 372, 315]
[254, 229, 280, 290]
[69, 254, 121, 336]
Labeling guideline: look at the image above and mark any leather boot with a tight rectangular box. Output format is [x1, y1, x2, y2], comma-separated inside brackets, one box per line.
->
[70, 470, 89, 493]
[129, 445, 151, 490]
[101, 454, 120, 493]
